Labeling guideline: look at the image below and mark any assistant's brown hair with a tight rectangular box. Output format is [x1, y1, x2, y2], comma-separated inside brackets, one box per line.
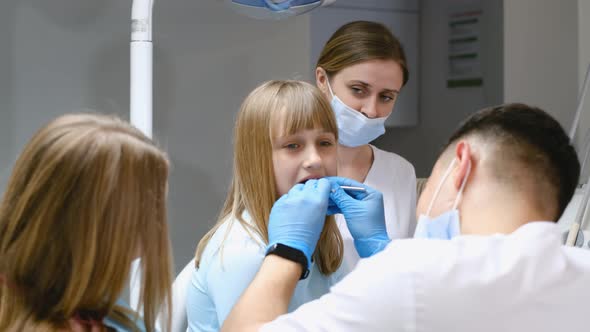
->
[316, 20, 409, 86]
[0, 113, 173, 332]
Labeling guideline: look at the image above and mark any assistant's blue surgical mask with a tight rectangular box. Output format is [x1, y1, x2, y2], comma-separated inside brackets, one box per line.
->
[326, 80, 387, 147]
[414, 158, 471, 240]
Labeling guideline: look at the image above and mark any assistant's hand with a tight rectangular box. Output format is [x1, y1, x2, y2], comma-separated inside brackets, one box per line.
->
[327, 176, 391, 258]
[268, 178, 331, 267]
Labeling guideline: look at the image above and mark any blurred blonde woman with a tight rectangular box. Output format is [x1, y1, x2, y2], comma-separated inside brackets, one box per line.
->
[0, 114, 173, 332]
[186, 80, 348, 332]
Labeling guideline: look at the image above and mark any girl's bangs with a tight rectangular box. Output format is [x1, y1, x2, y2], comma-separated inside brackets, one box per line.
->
[271, 95, 338, 139]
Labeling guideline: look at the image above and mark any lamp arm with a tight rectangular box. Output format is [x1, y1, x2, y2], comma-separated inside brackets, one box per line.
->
[130, 0, 154, 138]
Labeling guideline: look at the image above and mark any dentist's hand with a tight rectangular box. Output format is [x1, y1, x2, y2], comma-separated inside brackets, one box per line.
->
[268, 178, 331, 268]
[328, 177, 391, 258]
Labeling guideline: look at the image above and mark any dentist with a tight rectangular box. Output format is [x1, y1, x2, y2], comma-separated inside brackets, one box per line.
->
[222, 103, 590, 332]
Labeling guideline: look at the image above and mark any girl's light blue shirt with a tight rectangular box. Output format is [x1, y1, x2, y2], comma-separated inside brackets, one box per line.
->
[186, 212, 350, 332]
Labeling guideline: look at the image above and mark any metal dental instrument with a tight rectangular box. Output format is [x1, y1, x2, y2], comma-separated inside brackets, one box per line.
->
[339, 186, 366, 192]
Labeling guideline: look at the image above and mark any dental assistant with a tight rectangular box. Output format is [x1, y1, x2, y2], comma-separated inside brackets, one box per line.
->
[222, 104, 590, 332]
[315, 21, 417, 268]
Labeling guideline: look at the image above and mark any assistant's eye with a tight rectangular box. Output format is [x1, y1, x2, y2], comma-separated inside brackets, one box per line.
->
[381, 94, 396, 103]
[350, 86, 365, 96]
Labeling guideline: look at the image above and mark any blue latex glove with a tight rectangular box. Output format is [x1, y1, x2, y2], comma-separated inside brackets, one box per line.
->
[327, 176, 391, 258]
[267, 178, 331, 268]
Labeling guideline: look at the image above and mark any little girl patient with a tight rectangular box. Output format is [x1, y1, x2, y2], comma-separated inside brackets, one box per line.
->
[186, 80, 350, 332]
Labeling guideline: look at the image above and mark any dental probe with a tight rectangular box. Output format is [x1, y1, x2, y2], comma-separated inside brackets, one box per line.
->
[339, 186, 366, 192]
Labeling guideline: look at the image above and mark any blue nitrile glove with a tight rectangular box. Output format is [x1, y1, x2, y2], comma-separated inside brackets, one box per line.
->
[267, 178, 331, 268]
[327, 176, 391, 258]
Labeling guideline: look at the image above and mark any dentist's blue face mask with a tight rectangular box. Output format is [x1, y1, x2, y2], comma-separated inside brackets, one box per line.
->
[326, 79, 388, 147]
[414, 158, 471, 240]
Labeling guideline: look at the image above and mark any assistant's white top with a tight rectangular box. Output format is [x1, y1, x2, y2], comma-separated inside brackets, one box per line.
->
[186, 212, 350, 332]
[262, 222, 590, 332]
[336, 145, 417, 269]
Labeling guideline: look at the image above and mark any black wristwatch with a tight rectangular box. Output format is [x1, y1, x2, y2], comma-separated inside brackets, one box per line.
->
[265, 243, 310, 280]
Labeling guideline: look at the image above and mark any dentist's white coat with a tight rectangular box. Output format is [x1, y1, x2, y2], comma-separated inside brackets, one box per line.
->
[262, 222, 590, 332]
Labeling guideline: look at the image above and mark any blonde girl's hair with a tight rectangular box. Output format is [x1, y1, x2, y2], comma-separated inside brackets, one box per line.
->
[0, 113, 173, 332]
[317, 20, 409, 86]
[195, 80, 343, 275]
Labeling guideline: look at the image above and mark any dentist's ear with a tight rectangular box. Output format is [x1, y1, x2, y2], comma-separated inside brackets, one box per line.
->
[453, 141, 472, 190]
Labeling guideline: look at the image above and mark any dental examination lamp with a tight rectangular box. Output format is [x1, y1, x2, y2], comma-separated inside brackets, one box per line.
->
[130, 0, 336, 139]
[229, 0, 336, 20]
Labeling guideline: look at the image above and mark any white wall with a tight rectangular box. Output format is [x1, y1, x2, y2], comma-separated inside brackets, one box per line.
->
[380, 0, 580, 177]
[376, 0, 504, 177]
[0, 0, 311, 273]
[580, 0, 590, 88]
[572, 0, 590, 168]
[0, 2, 16, 189]
[503, 0, 578, 129]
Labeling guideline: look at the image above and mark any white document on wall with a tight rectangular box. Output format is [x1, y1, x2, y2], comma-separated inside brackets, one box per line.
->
[447, 1, 483, 88]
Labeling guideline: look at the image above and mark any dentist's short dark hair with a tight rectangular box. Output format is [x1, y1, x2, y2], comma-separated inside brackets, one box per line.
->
[445, 103, 580, 220]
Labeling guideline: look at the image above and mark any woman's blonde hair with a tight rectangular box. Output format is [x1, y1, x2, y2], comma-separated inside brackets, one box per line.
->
[196, 80, 343, 275]
[317, 20, 409, 86]
[0, 113, 172, 332]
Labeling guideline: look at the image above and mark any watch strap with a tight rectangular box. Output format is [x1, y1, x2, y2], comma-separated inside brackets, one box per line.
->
[265, 243, 310, 280]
